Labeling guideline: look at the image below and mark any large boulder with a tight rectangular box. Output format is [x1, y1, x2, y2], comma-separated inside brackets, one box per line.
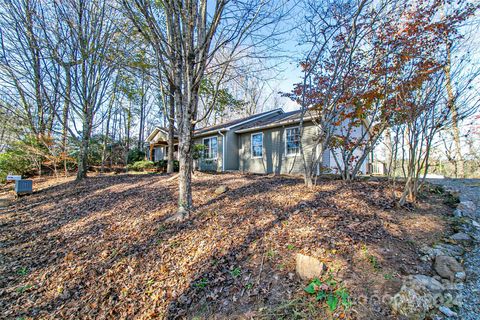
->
[409, 275, 445, 294]
[295, 253, 326, 280]
[434, 255, 464, 281]
[390, 283, 436, 320]
[390, 274, 452, 319]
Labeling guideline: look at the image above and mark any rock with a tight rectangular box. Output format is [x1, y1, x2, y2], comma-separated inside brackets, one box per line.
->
[449, 232, 472, 243]
[442, 281, 463, 291]
[439, 305, 458, 317]
[457, 201, 476, 213]
[420, 255, 431, 262]
[295, 253, 326, 280]
[454, 271, 466, 281]
[390, 274, 446, 319]
[434, 255, 464, 281]
[420, 244, 464, 259]
[410, 275, 445, 293]
[472, 220, 480, 228]
[214, 185, 229, 195]
[436, 244, 465, 257]
[451, 293, 464, 307]
[390, 284, 435, 320]
[453, 209, 463, 217]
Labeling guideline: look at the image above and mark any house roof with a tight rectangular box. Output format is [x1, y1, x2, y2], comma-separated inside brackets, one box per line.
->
[146, 108, 314, 143]
[234, 109, 316, 133]
[145, 127, 178, 142]
[193, 108, 284, 136]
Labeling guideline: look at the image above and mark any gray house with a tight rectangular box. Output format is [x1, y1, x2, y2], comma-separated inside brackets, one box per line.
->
[146, 108, 369, 175]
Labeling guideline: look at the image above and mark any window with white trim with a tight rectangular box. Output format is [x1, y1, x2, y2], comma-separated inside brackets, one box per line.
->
[203, 136, 218, 159]
[285, 127, 300, 156]
[251, 133, 263, 158]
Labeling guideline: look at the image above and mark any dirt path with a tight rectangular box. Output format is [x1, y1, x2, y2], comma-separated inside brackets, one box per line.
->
[429, 178, 480, 319]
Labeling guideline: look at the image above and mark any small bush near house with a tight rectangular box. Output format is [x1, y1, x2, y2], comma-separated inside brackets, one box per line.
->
[192, 144, 206, 160]
[127, 160, 155, 172]
[127, 148, 146, 164]
[155, 160, 179, 172]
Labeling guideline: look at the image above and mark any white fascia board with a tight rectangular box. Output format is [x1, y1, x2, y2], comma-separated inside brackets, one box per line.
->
[146, 127, 161, 142]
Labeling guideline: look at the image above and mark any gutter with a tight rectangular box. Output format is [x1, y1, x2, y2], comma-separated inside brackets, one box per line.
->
[218, 130, 225, 172]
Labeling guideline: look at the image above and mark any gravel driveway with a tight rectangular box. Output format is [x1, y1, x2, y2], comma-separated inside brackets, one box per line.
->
[428, 178, 480, 319]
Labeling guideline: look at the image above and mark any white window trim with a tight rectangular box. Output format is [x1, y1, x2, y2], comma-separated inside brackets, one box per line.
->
[203, 136, 218, 160]
[285, 126, 300, 157]
[250, 132, 263, 159]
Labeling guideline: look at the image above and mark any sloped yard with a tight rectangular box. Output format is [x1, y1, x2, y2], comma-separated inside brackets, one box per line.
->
[0, 173, 451, 319]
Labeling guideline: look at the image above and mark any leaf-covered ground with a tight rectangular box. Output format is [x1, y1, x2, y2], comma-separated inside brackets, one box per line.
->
[0, 173, 451, 319]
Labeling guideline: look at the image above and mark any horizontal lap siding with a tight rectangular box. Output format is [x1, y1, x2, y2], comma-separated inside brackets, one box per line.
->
[238, 122, 319, 175]
[193, 135, 223, 172]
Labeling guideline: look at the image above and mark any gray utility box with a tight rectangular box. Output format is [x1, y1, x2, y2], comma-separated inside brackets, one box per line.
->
[15, 179, 33, 195]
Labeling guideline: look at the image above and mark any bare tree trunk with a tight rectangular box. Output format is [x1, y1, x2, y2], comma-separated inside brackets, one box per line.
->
[62, 66, 71, 176]
[177, 113, 193, 218]
[77, 111, 92, 180]
[138, 73, 146, 150]
[167, 83, 175, 173]
[101, 100, 113, 173]
[385, 126, 392, 176]
[444, 36, 464, 178]
[124, 101, 132, 169]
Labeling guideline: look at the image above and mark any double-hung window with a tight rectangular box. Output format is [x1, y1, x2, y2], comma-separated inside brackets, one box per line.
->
[285, 127, 300, 156]
[251, 133, 263, 158]
[203, 136, 218, 159]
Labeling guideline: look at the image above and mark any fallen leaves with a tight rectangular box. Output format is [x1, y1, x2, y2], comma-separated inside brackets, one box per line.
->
[0, 173, 450, 319]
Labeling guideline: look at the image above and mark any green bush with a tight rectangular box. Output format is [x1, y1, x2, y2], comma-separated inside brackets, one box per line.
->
[127, 148, 146, 164]
[127, 160, 155, 172]
[154, 160, 179, 172]
[193, 144, 206, 160]
[0, 149, 32, 183]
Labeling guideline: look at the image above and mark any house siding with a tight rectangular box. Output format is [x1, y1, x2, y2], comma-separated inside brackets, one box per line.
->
[224, 130, 238, 170]
[327, 121, 369, 174]
[237, 122, 319, 175]
[193, 134, 223, 172]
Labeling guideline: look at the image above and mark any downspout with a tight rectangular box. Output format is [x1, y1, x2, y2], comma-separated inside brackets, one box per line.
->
[218, 130, 225, 172]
